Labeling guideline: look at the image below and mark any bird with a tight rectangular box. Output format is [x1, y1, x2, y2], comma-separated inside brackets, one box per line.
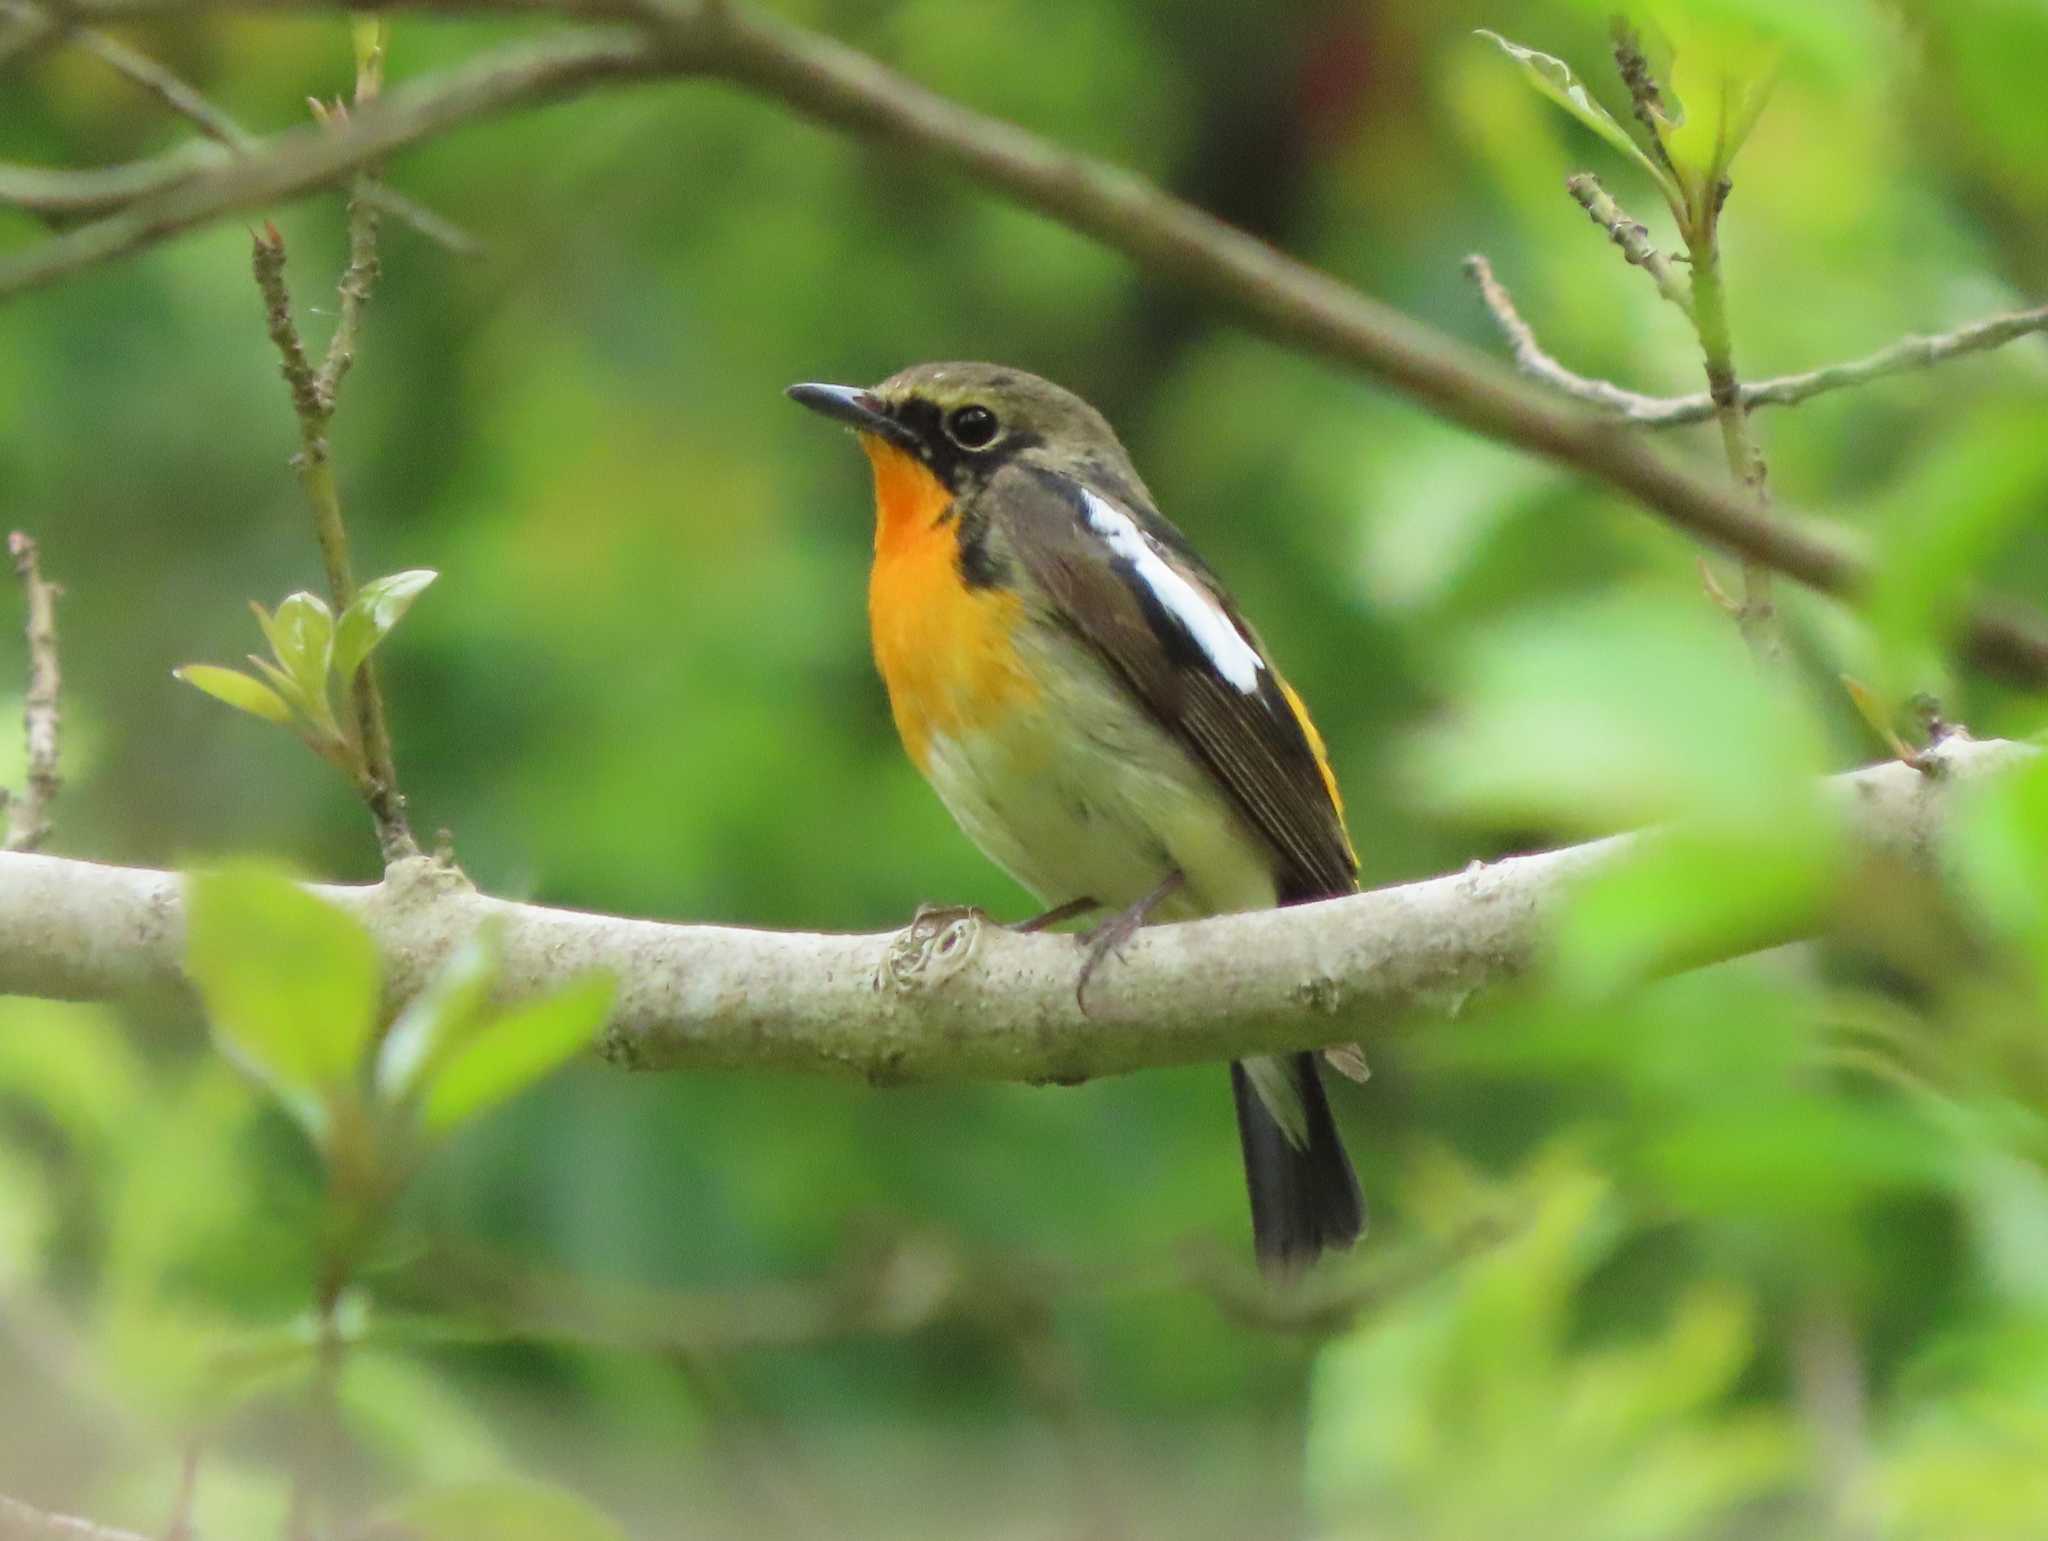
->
[788, 362, 1364, 1275]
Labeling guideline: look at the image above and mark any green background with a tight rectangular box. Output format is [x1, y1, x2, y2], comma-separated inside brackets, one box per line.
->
[3, 0, 2048, 1536]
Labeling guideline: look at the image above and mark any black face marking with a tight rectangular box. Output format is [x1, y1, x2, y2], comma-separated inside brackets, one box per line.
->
[876, 393, 1043, 492]
[955, 501, 1009, 589]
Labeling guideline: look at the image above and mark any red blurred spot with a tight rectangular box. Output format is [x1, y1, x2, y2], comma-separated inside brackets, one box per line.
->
[1298, 11, 1377, 152]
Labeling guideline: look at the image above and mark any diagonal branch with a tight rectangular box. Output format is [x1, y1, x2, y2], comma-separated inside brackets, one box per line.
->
[73, 24, 254, 149]
[2, 4, 2047, 682]
[0, 736, 2025, 1083]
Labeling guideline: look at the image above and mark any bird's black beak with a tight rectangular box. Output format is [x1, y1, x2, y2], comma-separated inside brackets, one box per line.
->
[785, 382, 919, 451]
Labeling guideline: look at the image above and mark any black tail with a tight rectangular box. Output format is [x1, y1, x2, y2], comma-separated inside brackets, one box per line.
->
[1230, 1053, 1365, 1276]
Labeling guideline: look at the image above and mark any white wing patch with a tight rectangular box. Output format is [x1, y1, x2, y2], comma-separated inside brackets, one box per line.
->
[1079, 489, 1265, 694]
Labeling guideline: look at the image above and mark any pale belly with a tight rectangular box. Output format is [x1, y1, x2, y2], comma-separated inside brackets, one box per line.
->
[915, 631, 1279, 921]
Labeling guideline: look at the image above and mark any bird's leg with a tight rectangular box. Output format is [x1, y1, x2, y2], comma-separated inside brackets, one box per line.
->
[1075, 869, 1185, 1011]
[906, 896, 1099, 934]
[1014, 895, 1101, 933]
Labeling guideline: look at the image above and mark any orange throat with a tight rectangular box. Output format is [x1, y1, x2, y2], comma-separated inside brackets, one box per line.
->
[861, 436, 1037, 770]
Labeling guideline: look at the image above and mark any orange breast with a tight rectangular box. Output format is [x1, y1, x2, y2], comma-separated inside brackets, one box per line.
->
[862, 438, 1039, 769]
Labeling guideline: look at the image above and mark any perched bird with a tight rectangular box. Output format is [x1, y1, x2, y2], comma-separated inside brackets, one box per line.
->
[789, 363, 1363, 1274]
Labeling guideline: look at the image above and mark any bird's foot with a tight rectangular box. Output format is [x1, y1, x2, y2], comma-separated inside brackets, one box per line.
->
[1074, 870, 1185, 1013]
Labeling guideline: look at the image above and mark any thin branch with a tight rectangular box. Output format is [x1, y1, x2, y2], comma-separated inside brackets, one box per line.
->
[2, 5, 2046, 681]
[0, 151, 484, 257]
[0, 30, 660, 299]
[0, 1492, 152, 1541]
[383, 1211, 1509, 1362]
[74, 25, 255, 150]
[0, 146, 233, 220]
[250, 223, 418, 860]
[0, 736, 2025, 1082]
[1729, 305, 2048, 416]
[363, 183, 484, 255]
[1565, 172, 1693, 315]
[161, 1449, 198, 1541]
[2, 533, 61, 853]
[1465, 259, 2048, 428]
[0, 10, 483, 252]
[0, 4, 58, 71]
[1684, 183, 1782, 662]
[1792, 1289, 1878, 1541]
[1463, 254, 1679, 419]
[314, 172, 382, 411]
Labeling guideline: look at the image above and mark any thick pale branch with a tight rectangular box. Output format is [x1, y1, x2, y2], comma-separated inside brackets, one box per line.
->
[3, 4, 2047, 681]
[0, 737, 2025, 1083]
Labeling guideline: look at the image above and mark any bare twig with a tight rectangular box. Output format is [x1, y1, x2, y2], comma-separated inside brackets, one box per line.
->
[1466, 261, 2048, 428]
[314, 174, 382, 411]
[3, 533, 61, 854]
[75, 26, 254, 150]
[1, 151, 484, 257]
[0, 3, 58, 71]
[1561, 159, 1779, 658]
[0, 1492, 152, 1541]
[1, 11, 478, 253]
[384, 1208, 1507, 1362]
[364, 185, 485, 256]
[159, 1448, 199, 1541]
[0, 30, 656, 299]
[1686, 192, 1781, 662]
[1725, 305, 2048, 417]
[1792, 1290, 1877, 1541]
[1610, 21, 1674, 177]
[1463, 254, 1678, 419]
[0, 736, 2025, 1082]
[2, 5, 2046, 680]
[250, 223, 418, 861]
[1565, 172, 1693, 315]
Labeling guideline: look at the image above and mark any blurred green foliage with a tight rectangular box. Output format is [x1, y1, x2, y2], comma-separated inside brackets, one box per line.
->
[2, 0, 2047, 1536]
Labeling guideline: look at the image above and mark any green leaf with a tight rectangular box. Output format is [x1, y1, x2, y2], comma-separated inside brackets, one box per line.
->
[1550, 823, 1835, 1000]
[1401, 590, 1826, 835]
[351, 17, 387, 83]
[247, 653, 319, 721]
[185, 867, 381, 1143]
[334, 568, 437, 682]
[1475, 30, 1683, 209]
[268, 590, 336, 712]
[363, 1479, 625, 1541]
[373, 919, 505, 1107]
[1659, 55, 1780, 194]
[173, 665, 294, 725]
[1865, 407, 2048, 693]
[1949, 754, 2048, 1009]
[420, 973, 616, 1135]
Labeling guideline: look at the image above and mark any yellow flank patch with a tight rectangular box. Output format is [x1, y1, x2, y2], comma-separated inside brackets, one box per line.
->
[861, 436, 1039, 768]
[1279, 675, 1359, 870]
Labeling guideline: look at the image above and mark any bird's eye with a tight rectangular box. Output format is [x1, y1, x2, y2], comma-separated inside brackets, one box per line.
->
[944, 404, 1000, 450]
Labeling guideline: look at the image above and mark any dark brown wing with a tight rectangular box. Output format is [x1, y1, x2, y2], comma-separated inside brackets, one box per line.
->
[999, 464, 1357, 902]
